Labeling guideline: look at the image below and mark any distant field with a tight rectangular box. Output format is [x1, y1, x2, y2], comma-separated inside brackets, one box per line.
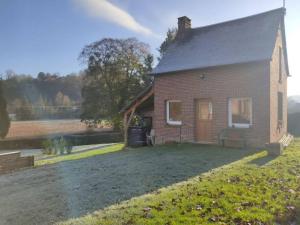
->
[6, 120, 88, 139]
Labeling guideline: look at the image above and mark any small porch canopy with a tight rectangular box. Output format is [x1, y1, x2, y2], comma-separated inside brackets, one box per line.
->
[120, 85, 154, 146]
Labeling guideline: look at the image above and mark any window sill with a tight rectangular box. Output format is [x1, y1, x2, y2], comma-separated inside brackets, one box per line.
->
[229, 124, 252, 129]
[166, 121, 182, 126]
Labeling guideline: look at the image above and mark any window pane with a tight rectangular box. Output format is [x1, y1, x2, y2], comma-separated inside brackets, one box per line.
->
[198, 102, 212, 120]
[231, 98, 251, 124]
[169, 102, 181, 122]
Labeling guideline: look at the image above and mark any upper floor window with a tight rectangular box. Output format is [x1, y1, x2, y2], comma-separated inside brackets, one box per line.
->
[166, 100, 182, 125]
[279, 46, 282, 83]
[228, 98, 252, 128]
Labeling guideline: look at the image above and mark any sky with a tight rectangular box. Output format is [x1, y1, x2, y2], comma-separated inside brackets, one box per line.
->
[0, 0, 299, 95]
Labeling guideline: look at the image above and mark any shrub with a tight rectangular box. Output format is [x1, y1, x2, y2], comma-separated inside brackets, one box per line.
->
[41, 139, 53, 155]
[66, 145, 72, 154]
[41, 137, 73, 155]
[57, 138, 66, 155]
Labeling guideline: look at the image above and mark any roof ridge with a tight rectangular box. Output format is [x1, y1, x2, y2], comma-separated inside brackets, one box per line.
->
[192, 7, 285, 32]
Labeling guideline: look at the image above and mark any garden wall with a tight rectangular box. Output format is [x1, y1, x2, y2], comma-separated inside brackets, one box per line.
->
[0, 152, 34, 174]
[0, 132, 123, 150]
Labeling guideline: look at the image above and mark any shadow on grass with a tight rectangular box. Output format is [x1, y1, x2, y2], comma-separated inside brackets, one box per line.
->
[247, 152, 278, 166]
[0, 143, 260, 225]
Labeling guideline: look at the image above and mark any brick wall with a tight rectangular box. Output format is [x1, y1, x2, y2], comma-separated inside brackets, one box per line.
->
[269, 24, 288, 143]
[0, 152, 34, 174]
[153, 61, 271, 147]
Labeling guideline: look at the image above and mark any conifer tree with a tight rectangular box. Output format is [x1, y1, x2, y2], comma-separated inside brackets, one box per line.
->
[0, 79, 10, 139]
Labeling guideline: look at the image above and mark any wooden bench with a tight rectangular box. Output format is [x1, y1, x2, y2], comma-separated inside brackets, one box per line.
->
[219, 128, 247, 148]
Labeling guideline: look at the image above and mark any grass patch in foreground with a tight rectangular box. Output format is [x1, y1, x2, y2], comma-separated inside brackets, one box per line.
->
[36, 144, 124, 166]
[59, 140, 300, 225]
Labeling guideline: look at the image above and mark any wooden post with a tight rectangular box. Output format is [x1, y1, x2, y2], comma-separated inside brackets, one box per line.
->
[124, 107, 136, 147]
[122, 87, 153, 147]
[123, 112, 128, 147]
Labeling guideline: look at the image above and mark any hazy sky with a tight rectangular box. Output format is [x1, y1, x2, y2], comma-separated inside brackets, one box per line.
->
[0, 0, 299, 95]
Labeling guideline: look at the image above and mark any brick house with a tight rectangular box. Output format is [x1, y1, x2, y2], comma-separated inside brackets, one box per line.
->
[122, 8, 289, 147]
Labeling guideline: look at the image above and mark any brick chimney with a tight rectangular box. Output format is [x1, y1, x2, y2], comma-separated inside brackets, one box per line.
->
[177, 16, 191, 38]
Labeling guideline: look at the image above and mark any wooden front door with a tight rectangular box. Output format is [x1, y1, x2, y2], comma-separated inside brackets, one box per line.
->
[195, 99, 213, 142]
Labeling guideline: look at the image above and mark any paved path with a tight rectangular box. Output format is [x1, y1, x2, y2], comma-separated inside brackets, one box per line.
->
[0, 145, 254, 225]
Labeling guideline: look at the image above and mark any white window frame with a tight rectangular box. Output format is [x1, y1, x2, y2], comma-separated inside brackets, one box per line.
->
[228, 97, 252, 128]
[166, 100, 182, 126]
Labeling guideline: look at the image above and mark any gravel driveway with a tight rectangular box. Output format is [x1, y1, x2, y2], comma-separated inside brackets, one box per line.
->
[0, 144, 254, 225]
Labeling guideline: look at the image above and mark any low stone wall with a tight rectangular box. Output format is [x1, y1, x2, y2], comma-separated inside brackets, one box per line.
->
[0, 152, 34, 174]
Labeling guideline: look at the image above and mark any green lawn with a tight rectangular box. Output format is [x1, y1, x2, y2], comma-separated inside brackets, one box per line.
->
[59, 140, 300, 225]
[36, 144, 124, 166]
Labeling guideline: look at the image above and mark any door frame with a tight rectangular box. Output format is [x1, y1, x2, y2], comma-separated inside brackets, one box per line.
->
[194, 98, 214, 143]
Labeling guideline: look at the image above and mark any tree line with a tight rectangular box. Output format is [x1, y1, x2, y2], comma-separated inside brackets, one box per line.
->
[1, 71, 83, 120]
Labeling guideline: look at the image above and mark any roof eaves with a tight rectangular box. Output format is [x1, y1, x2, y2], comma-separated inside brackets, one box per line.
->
[120, 85, 153, 114]
[281, 15, 290, 76]
[151, 59, 272, 76]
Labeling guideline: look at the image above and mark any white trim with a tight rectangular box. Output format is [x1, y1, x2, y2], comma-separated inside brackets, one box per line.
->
[228, 97, 252, 128]
[166, 100, 182, 125]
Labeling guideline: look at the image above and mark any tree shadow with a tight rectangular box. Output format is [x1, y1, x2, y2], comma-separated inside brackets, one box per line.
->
[0, 144, 259, 225]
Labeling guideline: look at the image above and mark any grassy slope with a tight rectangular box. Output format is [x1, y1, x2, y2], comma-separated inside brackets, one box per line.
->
[60, 140, 300, 225]
[36, 144, 124, 166]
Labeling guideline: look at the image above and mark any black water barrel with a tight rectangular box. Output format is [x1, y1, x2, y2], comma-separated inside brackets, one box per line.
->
[128, 126, 146, 147]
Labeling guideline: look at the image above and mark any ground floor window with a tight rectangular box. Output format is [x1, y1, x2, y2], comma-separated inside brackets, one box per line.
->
[228, 98, 252, 128]
[166, 100, 182, 125]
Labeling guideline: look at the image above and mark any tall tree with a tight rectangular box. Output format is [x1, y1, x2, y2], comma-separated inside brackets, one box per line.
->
[0, 79, 10, 139]
[79, 38, 153, 129]
[158, 28, 177, 61]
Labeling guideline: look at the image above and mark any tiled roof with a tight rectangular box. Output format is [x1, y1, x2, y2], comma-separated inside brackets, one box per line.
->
[152, 8, 286, 75]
